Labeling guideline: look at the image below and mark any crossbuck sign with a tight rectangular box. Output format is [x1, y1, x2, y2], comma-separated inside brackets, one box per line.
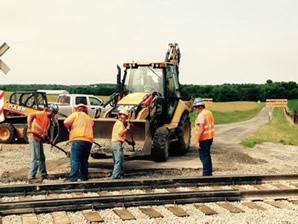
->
[0, 42, 10, 74]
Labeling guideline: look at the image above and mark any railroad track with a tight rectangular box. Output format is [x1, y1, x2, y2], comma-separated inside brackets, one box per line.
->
[0, 174, 298, 222]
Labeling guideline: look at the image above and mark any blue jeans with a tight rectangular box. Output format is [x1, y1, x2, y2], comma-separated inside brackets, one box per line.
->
[112, 142, 124, 179]
[199, 139, 213, 176]
[69, 140, 92, 182]
[28, 138, 47, 179]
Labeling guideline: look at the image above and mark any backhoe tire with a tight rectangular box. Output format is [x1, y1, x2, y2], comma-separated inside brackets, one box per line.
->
[171, 113, 191, 155]
[151, 127, 169, 162]
[0, 123, 15, 144]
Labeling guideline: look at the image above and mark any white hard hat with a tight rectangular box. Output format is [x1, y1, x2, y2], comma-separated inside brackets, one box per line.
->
[74, 103, 87, 108]
[118, 109, 129, 117]
[193, 97, 205, 107]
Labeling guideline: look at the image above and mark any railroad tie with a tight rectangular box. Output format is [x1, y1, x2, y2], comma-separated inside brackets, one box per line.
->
[187, 187, 200, 192]
[52, 212, 70, 224]
[290, 182, 298, 188]
[166, 206, 189, 217]
[253, 184, 270, 190]
[46, 193, 59, 199]
[144, 188, 155, 194]
[22, 214, 38, 224]
[120, 190, 133, 195]
[166, 188, 178, 193]
[217, 203, 244, 213]
[139, 207, 163, 218]
[19, 195, 33, 201]
[113, 208, 136, 221]
[194, 204, 218, 216]
[97, 190, 109, 196]
[83, 211, 104, 223]
[266, 201, 288, 209]
[232, 185, 248, 191]
[242, 202, 266, 211]
[210, 186, 222, 191]
[290, 199, 298, 205]
[71, 192, 84, 197]
[271, 183, 289, 189]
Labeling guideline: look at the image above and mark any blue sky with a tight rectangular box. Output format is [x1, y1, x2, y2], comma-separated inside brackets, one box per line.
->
[1, 0, 298, 85]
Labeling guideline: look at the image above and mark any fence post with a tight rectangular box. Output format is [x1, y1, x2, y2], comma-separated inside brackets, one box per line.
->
[294, 109, 298, 124]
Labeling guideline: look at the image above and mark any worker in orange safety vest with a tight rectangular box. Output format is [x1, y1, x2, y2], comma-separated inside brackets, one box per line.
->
[64, 103, 94, 182]
[193, 97, 215, 176]
[27, 104, 59, 182]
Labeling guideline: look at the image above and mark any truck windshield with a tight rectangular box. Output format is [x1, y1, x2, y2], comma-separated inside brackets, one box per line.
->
[125, 67, 163, 95]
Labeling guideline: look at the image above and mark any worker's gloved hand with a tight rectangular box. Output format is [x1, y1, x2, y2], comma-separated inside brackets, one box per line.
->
[127, 122, 131, 130]
[126, 140, 135, 146]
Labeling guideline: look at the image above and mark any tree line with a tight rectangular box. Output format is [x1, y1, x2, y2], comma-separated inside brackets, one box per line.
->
[0, 80, 297, 102]
[181, 80, 298, 102]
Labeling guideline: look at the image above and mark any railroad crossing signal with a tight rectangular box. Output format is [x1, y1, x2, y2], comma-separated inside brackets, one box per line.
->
[0, 42, 10, 74]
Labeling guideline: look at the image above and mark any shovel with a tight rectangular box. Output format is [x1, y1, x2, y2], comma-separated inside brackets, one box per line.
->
[28, 131, 70, 157]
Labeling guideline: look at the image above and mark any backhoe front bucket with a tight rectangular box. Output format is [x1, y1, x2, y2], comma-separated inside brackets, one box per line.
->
[54, 118, 152, 158]
[93, 118, 152, 156]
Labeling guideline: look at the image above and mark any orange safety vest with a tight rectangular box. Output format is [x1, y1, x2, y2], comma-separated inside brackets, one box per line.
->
[30, 111, 51, 141]
[196, 109, 215, 141]
[111, 120, 126, 143]
[66, 112, 94, 143]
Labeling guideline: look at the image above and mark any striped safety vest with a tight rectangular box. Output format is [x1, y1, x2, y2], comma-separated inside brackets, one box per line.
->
[67, 112, 94, 143]
[197, 109, 215, 141]
[30, 111, 51, 141]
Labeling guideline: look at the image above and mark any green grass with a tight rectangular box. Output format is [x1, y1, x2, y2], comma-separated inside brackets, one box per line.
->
[288, 99, 298, 115]
[190, 103, 264, 125]
[242, 108, 298, 148]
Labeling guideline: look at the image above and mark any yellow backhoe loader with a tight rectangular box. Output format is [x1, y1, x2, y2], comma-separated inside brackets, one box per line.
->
[56, 43, 192, 161]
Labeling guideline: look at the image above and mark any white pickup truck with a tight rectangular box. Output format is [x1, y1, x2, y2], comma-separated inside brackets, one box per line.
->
[56, 94, 104, 118]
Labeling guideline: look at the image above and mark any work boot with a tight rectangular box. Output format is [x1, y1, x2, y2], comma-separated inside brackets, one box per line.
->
[41, 175, 48, 180]
[27, 176, 36, 184]
[28, 178, 42, 184]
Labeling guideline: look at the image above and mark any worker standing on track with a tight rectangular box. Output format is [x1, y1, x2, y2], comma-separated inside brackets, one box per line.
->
[193, 98, 215, 176]
[64, 104, 94, 182]
[111, 109, 131, 179]
[27, 104, 59, 182]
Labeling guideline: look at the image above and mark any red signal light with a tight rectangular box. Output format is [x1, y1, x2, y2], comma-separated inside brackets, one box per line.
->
[159, 63, 166, 68]
[123, 63, 130, 68]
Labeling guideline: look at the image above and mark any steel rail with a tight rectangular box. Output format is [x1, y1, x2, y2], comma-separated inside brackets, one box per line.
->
[0, 187, 297, 215]
[0, 190, 240, 215]
[241, 188, 298, 200]
[1, 174, 298, 197]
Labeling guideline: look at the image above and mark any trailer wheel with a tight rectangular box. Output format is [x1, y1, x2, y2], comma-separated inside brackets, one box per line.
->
[0, 123, 15, 143]
[171, 113, 191, 155]
[151, 127, 169, 162]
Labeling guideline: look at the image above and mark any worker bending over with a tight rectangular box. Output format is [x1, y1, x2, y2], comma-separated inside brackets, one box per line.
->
[193, 98, 215, 176]
[64, 104, 94, 182]
[27, 104, 59, 182]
